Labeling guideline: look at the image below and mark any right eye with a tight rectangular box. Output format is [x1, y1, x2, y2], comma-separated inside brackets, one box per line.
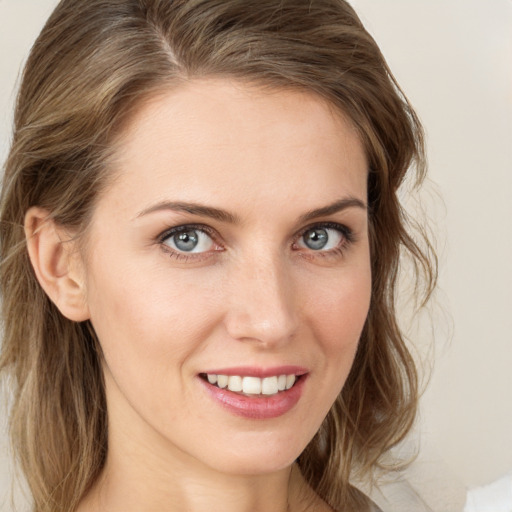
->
[298, 226, 344, 251]
[161, 226, 216, 254]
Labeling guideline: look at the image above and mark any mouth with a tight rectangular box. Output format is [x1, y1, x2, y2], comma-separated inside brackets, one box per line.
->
[199, 372, 300, 397]
[198, 367, 308, 419]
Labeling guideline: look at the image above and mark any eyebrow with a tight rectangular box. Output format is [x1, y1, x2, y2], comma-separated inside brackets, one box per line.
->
[136, 201, 240, 223]
[298, 197, 367, 223]
[135, 197, 367, 223]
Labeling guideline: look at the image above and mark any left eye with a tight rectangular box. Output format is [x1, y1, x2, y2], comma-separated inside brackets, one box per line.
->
[162, 228, 215, 253]
[297, 227, 344, 251]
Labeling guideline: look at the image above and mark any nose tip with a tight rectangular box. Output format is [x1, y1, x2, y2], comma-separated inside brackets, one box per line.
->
[223, 260, 298, 347]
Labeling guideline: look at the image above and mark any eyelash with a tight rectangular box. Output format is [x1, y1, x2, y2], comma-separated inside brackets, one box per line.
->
[157, 222, 355, 262]
[293, 222, 355, 260]
[158, 223, 220, 261]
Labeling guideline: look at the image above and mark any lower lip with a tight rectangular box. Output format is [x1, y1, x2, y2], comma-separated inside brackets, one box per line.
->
[200, 375, 307, 419]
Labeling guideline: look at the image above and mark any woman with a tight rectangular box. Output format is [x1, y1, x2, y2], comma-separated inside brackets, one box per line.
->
[0, 1, 435, 511]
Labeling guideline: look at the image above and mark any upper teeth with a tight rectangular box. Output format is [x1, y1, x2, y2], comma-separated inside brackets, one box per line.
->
[206, 374, 296, 396]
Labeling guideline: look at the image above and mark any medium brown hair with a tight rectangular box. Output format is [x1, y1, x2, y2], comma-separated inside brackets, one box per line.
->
[0, 1, 436, 511]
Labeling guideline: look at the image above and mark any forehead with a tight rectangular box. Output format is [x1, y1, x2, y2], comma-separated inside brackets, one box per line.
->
[103, 79, 368, 217]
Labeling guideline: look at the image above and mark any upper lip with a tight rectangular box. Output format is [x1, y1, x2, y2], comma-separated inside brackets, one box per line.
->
[200, 366, 308, 378]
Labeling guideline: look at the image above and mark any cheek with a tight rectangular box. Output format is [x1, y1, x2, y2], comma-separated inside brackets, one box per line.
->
[83, 259, 228, 440]
[305, 265, 371, 343]
[280, 263, 371, 445]
[83, 253, 223, 382]
[302, 263, 372, 386]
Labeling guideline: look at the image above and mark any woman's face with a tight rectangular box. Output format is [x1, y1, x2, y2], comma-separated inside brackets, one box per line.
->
[81, 79, 371, 475]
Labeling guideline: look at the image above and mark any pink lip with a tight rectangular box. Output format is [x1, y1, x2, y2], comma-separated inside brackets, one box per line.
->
[198, 367, 308, 420]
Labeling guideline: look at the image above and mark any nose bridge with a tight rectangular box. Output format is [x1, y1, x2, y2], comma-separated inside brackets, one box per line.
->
[224, 249, 298, 346]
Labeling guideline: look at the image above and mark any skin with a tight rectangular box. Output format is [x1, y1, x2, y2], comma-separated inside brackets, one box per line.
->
[28, 79, 372, 512]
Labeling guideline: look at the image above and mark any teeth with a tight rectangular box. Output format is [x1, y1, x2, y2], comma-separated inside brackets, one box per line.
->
[286, 374, 296, 390]
[217, 374, 228, 389]
[261, 376, 278, 395]
[227, 375, 243, 392]
[242, 376, 261, 394]
[205, 373, 298, 396]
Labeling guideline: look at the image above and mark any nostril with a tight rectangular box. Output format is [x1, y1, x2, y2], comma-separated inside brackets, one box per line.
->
[223, 310, 298, 346]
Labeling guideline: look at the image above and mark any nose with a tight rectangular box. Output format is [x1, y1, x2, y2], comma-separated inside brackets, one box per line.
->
[223, 253, 298, 347]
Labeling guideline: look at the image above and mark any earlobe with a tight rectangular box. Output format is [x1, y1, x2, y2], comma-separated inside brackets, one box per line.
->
[24, 207, 90, 322]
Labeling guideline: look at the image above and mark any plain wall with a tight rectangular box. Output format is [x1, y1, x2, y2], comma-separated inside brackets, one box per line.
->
[349, 0, 512, 489]
[1, 0, 511, 506]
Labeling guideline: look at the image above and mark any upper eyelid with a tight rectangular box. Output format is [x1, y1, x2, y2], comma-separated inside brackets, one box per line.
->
[298, 220, 348, 231]
[158, 223, 217, 242]
[158, 220, 349, 234]
[294, 221, 352, 239]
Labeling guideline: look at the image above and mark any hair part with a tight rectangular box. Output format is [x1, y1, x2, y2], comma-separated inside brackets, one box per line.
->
[0, 1, 436, 511]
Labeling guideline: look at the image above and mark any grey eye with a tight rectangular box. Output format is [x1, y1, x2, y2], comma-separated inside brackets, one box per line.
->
[164, 229, 214, 253]
[299, 227, 343, 251]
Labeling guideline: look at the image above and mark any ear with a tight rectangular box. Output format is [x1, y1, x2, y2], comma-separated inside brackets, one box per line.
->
[24, 207, 90, 322]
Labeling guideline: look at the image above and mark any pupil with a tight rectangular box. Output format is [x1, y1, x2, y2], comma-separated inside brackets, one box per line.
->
[304, 229, 328, 250]
[174, 230, 199, 251]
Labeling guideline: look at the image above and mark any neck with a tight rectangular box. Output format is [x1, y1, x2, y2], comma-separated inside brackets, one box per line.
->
[80, 454, 308, 512]
[88, 458, 294, 512]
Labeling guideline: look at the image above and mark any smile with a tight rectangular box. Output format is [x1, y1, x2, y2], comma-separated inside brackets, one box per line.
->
[201, 373, 297, 396]
[198, 368, 307, 419]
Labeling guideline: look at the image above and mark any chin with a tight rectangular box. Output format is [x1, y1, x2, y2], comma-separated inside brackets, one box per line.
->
[190, 428, 314, 477]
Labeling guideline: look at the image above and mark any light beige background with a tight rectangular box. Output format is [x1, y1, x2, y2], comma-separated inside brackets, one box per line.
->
[1, 0, 511, 508]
